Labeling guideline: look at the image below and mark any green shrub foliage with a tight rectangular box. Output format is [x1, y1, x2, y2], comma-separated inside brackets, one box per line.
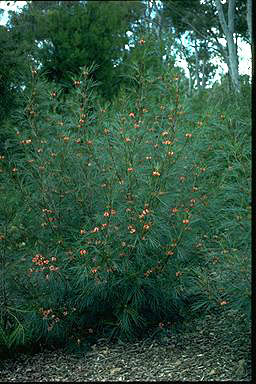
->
[0, 42, 251, 352]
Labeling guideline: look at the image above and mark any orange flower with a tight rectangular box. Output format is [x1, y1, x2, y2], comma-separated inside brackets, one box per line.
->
[128, 224, 136, 234]
[104, 211, 110, 217]
[21, 139, 32, 144]
[91, 268, 98, 273]
[166, 250, 174, 256]
[74, 80, 80, 87]
[91, 227, 100, 233]
[127, 167, 134, 172]
[183, 219, 189, 225]
[139, 208, 150, 219]
[80, 249, 88, 255]
[220, 300, 228, 305]
[42, 208, 55, 214]
[143, 223, 150, 230]
[172, 208, 179, 213]
[139, 39, 145, 45]
[124, 137, 131, 142]
[48, 217, 57, 222]
[49, 265, 59, 271]
[162, 140, 172, 145]
[129, 112, 135, 118]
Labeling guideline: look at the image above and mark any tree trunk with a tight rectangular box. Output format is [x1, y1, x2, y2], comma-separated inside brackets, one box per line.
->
[201, 60, 207, 89]
[247, 0, 253, 79]
[247, 0, 252, 45]
[188, 66, 193, 97]
[194, 40, 201, 89]
[215, 0, 240, 93]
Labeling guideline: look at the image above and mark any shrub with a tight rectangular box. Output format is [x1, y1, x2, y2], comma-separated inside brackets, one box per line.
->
[178, 86, 251, 323]
[0, 56, 210, 350]
[0, 46, 251, 352]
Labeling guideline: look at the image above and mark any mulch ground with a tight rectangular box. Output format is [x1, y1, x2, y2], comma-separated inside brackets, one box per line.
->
[0, 313, 251, 382]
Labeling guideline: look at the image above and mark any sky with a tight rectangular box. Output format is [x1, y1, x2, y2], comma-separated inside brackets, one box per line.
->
[0, 0, 251, 82]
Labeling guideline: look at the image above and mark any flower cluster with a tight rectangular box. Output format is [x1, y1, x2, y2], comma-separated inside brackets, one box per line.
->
[20, 139, 32, 144]
[29, 254, 59, 275]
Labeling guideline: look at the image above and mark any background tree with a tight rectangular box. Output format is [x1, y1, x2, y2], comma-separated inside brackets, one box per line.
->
[0, 16, 32, 155]
[215, 0, 240, 92]
[161, 0, 249, 93]
[7, 0, 145, 100]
